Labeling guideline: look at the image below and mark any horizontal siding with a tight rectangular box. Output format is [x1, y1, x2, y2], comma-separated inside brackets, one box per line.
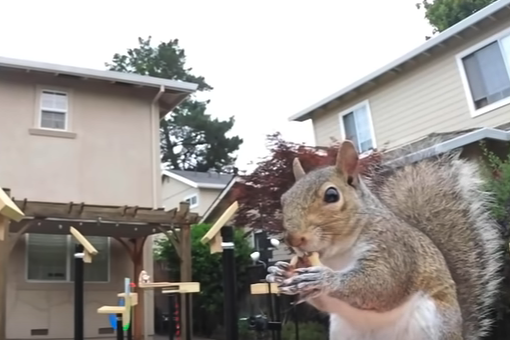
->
[313, 19, 510, 149]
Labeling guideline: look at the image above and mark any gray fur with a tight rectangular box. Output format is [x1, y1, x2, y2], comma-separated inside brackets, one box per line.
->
[365, 152, 504, 340]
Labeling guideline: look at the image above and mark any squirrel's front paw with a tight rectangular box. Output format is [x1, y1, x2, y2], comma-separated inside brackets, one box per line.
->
[266, 261, 293, 285]
[278, 266, 334, 296]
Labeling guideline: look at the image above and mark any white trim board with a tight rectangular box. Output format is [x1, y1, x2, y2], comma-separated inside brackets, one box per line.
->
[162, 170, 228, 190]
[337, 99, 377, 152]
[455, 25, 510, 118]
[0, 56, 198, 93]
[199, 176, 239, 223]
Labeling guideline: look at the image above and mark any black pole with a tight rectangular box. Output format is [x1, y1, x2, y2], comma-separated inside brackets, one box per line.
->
[266, 283, 275, 340]
[168, 294, 175, 340]
[221, 226, 238, 340]
[74, 244, 84, 340]
[127, 311, 132, 340]
[116, 314, 124, 340]
[185, 293, 192, 340]
[293, 296, 299, 340]
[274, 295, 281, 340]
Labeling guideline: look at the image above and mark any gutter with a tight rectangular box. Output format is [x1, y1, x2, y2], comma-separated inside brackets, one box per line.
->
[385, 127, 510, 167]
[151, 85, 165, 209]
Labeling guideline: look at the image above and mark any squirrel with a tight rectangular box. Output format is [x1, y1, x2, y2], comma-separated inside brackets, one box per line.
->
[266, 140, 503, 340]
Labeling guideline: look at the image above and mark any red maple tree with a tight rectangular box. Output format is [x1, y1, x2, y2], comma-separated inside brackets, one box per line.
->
[232, 132, 382, 232]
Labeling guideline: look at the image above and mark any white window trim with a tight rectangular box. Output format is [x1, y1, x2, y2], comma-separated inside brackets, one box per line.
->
[456, 25, 510, 118]
[35, 85, 72, 131]
[24, 234, 110, 283]
[184, 194, 199, 209]
[338, 99, 377, 154]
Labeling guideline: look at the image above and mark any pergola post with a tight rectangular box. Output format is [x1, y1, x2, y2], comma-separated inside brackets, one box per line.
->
[0, 188, 25, 340]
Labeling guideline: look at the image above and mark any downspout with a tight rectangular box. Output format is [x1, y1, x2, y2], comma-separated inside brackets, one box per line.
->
[151, 85, 164, 209]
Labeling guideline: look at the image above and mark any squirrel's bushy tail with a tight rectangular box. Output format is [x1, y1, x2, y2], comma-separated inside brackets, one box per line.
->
[366, 152, 504, 340]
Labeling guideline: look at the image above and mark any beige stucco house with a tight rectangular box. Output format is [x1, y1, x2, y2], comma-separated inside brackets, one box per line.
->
[0, 56, 197, 339]
[290, 0, 510, 154]
[161, 170, 234, 216]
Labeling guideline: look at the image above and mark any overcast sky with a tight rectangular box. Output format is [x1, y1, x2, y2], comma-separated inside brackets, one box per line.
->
[1, 0, 432, 170]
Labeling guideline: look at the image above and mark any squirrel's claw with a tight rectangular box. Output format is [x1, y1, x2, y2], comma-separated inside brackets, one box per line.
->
[278, 266, 333, 295]
[266, 262, 293, 284]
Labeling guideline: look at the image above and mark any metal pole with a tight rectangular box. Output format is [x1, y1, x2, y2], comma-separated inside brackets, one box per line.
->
[127, 310, 132, 340]
[168, 294, 174, 340]
[221, 226, 238, 340]
[274, 294, 281, 340]
[293, 296, 299, 340]
[116, 314, 124, 340]
[74, 244, 84, 340]
[185, 293, 192, 340]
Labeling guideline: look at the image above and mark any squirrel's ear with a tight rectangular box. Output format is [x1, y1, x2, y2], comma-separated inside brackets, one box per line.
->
[292, 158, 306, 181]
[336, 141, 359, 184]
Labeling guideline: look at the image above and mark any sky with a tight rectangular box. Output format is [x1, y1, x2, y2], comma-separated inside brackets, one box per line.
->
[1, 0, 432, 171]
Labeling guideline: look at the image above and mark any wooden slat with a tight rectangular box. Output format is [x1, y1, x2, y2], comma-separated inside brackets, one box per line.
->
[250, 283, 281, 295]
[117, 292, 139, 306]
[0, 189, 24, 222]
[201, 201, 238, 245]
[13, 200, 200, 224]
[97, 306, 125, 314]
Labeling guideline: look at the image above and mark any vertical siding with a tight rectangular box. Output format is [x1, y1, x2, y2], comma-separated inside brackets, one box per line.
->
[312, 19, 510, 149]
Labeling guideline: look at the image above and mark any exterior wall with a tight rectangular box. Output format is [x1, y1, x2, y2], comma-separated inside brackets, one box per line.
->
[161, 177, 198, 211]
[0, 70, 161, 339]
[7, 238, 131, 339]
[312, 19, 510, 149]
[197, 188, 222, 217]
[0, 69, 158, 207]
[161, 177, 223, 216]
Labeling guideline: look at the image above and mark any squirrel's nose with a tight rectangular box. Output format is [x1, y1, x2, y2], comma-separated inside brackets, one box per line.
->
[285, 233, 307, 248]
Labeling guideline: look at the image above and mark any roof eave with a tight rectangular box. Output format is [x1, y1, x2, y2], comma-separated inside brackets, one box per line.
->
[288, 0, 510, 122]
[0, 56, 199, 94]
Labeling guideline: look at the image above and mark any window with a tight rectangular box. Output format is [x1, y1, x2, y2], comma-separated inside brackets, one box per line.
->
[340, 102, 375, 153]
[459, 31, 510, 115]
[39, 90, 68, 130]
[26, 234, 109, 282]
[185, 194, 199, 208]
[254, 231, 271, 250]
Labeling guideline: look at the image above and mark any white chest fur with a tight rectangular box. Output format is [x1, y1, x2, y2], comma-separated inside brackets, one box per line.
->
[311, 247, 441, 340]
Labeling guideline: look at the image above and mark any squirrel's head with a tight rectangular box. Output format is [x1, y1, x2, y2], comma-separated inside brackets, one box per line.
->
[281, 140, 362, 257]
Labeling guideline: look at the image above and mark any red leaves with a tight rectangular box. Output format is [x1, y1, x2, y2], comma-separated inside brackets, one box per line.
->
[233, 133, 382, 232]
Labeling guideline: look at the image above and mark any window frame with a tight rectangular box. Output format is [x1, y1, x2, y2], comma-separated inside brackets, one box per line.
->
[184, 194, 199, 209]
[24, 234, 111, 283]
[338, 99, 377, 154]
[37, 87, 70, 131]
[456, 25, 510, 118]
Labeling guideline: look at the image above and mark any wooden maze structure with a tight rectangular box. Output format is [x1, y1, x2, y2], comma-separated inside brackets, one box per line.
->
[0, 188, 199, 340]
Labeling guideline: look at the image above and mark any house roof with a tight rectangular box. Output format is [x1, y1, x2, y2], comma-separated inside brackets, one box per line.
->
[289, 0, 510, 122]
[162, 170, 234, 190]
[199, 175, 239, 224]
[0, 56, 199, 115]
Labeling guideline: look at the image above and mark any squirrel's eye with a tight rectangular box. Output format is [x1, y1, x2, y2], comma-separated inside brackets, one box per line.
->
[324, 187, 340, 203]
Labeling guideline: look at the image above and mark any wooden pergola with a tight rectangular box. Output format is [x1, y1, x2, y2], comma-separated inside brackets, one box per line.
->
[0, 188, 199, 340]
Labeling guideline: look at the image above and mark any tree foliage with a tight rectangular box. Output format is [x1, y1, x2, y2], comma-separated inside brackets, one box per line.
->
[155, 224, 253, 335]
[106, 36, 243, 172]
[417, 0, 497, 34]
[480, 142, 510, 338]
[232, 133, 382, 232]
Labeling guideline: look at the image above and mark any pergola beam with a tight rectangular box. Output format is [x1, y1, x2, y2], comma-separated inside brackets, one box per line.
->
[12, 200, 200, 225]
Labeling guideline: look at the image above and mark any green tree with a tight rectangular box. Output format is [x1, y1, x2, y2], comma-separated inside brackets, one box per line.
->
[155, 224, 253, 335]
[480, 142, 510, 339]
[417, 0, 497, 35]
[106, 37, 243, 172]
